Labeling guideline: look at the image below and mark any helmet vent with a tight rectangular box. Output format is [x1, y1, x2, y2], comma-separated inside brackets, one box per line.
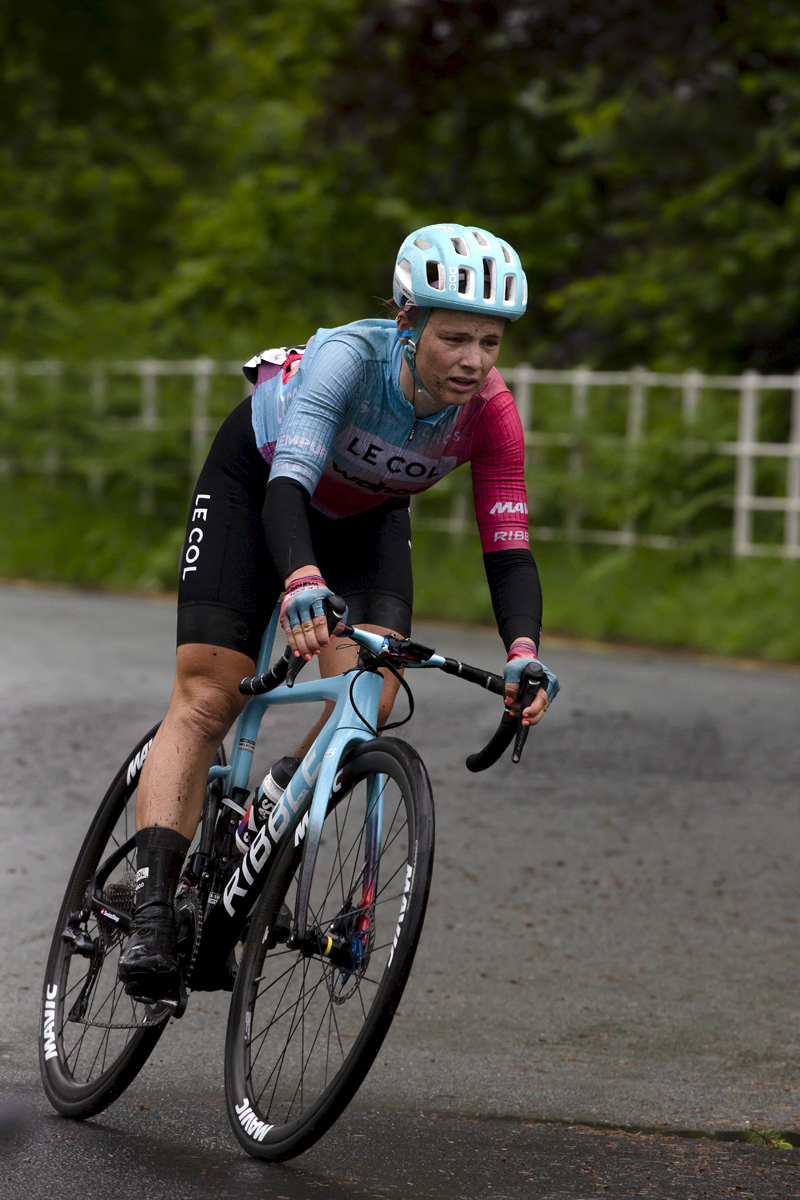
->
[504, 274, 516, 303]
[396, 258, 414, 295]
[483, 258, 496, 302]
[471, 230, 490, 248]
[502, 244, 513, 264]
[426, 260, 445, 290]
[451, 237, 469, 257]
[458, 267, 475, 297]
[413, 237, 432, 251]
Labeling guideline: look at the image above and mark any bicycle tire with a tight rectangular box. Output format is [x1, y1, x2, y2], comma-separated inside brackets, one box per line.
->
[39, 724, 207, 1119]
[224, 737, 434, 1161]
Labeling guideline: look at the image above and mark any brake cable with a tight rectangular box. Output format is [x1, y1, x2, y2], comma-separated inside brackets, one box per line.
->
[348, 658, 415, 736]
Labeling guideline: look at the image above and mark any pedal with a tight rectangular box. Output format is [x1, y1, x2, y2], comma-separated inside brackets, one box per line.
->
[133, 983, 188, 1019]
[159, 984, 188, 1019]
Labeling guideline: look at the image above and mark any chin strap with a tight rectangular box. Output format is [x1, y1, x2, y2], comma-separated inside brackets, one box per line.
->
[397, 306, 432, 395]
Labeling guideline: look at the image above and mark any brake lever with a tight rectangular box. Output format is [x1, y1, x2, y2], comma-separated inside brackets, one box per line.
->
[511, 661, 545, 764]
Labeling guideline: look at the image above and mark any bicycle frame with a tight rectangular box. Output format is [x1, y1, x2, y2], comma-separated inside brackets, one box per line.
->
[196, 604, 388, 959]
[84, 601, 523, 979]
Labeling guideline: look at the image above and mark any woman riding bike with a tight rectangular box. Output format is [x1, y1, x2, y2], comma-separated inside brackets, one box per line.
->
[117, 221, 558, 1004]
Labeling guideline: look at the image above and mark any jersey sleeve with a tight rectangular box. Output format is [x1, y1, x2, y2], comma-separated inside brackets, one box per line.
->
[269, 337, 366, 496]
[469, 388, 530, 554]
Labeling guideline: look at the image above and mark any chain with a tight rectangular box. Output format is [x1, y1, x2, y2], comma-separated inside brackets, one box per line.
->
[72, 1008, 169, 1030]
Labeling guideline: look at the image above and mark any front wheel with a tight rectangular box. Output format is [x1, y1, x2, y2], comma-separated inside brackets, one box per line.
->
[224, 738, 434, 1161]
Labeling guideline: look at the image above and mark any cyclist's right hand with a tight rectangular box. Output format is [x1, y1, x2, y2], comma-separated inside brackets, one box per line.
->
[280, 572, 334, 660]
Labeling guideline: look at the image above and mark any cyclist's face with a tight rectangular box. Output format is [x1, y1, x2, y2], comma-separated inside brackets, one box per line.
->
[397, 309, 505, 412]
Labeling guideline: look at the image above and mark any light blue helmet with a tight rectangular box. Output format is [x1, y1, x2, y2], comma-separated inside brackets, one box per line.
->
[393, 222, 527, 394]
[393, 222, 527, 321]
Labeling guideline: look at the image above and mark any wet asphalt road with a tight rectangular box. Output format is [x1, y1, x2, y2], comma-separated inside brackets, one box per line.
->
[2, 583, 800, 1197]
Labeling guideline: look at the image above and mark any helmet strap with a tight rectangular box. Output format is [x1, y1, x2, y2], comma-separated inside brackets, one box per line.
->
[399, 306, 431, 396]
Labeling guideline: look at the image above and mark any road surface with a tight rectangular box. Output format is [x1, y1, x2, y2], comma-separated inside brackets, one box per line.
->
[1, 583, 799, 1196]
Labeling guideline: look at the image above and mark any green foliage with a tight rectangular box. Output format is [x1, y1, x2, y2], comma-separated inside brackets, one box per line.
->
[2, 488, 798, 661]
[412, 534, 800, 662]
[0, 478, 165, 588]
[6, 2, 800, 370]
[745, 1127, 795, 1150]
[4, 1, 800, 660]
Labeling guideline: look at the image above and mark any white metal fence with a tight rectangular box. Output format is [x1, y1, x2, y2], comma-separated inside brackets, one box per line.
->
[1, 358, 798, 559]
[502, 365, 800, 559]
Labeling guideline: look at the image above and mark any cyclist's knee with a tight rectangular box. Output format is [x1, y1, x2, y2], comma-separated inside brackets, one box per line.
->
[177, 684, 241, 745]
[171, 649, 248, 744]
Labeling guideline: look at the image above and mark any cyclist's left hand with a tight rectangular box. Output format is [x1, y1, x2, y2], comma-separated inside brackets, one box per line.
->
[503, 638, 561, 728]
[280, 573, 334, 660]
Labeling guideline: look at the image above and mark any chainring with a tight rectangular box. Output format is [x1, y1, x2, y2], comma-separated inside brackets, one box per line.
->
[175, 887, 204, 985]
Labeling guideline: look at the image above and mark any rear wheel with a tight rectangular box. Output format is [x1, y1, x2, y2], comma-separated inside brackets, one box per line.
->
[40, 726, 170, 1117]
[39, 731, 224, 1118]
[224, 738, 434, 1161]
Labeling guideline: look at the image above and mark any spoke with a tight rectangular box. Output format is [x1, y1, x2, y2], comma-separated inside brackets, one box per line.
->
[309, 793, 368, 928]
[284, 966, 345, 1117]
[255, 958, 328, 1119]
[250, 961, 331, 1108]
[237, 759, 422, 1135]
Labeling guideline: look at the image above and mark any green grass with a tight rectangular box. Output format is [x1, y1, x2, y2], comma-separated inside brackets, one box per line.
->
[2, 483, 799, 663]
[0, 479, 179, 591]
[412, 535, 800, 663]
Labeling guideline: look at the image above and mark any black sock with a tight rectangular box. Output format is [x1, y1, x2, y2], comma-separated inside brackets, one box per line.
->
[133, 826, 190, 909]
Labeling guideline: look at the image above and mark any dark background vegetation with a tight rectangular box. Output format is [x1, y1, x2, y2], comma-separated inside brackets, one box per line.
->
[2, 0, 799, 658]
[5, 0, 800, 370]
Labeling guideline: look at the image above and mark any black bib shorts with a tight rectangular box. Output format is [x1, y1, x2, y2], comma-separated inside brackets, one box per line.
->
[176, 398, 413, 662]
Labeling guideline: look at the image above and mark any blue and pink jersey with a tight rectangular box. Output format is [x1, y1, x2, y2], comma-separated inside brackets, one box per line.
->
[245, 319, 529, 554]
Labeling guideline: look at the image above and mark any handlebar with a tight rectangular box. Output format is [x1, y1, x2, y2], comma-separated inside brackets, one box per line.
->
[466, 661, 544, 772]
[239, 597, 543, 770]
[238, 595, 347, 696]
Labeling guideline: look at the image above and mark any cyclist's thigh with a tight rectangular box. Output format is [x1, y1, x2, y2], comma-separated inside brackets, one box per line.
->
[312, 500, 413, 638]
[177, 396, 282, 662]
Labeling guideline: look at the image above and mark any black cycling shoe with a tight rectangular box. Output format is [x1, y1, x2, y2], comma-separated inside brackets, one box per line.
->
[117, 825, 190, 1003]
[118, 900, 181, 1002]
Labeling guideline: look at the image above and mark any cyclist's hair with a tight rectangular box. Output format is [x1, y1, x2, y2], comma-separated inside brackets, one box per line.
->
[378, 297, 422, 325]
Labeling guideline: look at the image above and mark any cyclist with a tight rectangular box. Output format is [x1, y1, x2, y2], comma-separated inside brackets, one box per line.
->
[118, 222, 559, 1003]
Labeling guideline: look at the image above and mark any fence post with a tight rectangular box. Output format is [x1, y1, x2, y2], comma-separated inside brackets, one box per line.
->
[567, 366, 591, 541]
[785, 371, 800, 559]
[138, 360, 160, 512]
[733, 370, 759, 557]
[139, 359, 159, 431]
[41, 360, 62, 477]
[191, 358, 214, 485]
[88, 362, 107, 497]
[621, 366, 648, 546]
[0, 360, 17, 478]
[0, 360, 17, 410]
[91, 362, 107, 416]
[681, 369, 702, 423]
[512, 363, 534, 430]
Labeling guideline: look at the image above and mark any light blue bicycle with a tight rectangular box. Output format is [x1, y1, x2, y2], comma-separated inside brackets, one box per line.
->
[40, 596, 545, 1160]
